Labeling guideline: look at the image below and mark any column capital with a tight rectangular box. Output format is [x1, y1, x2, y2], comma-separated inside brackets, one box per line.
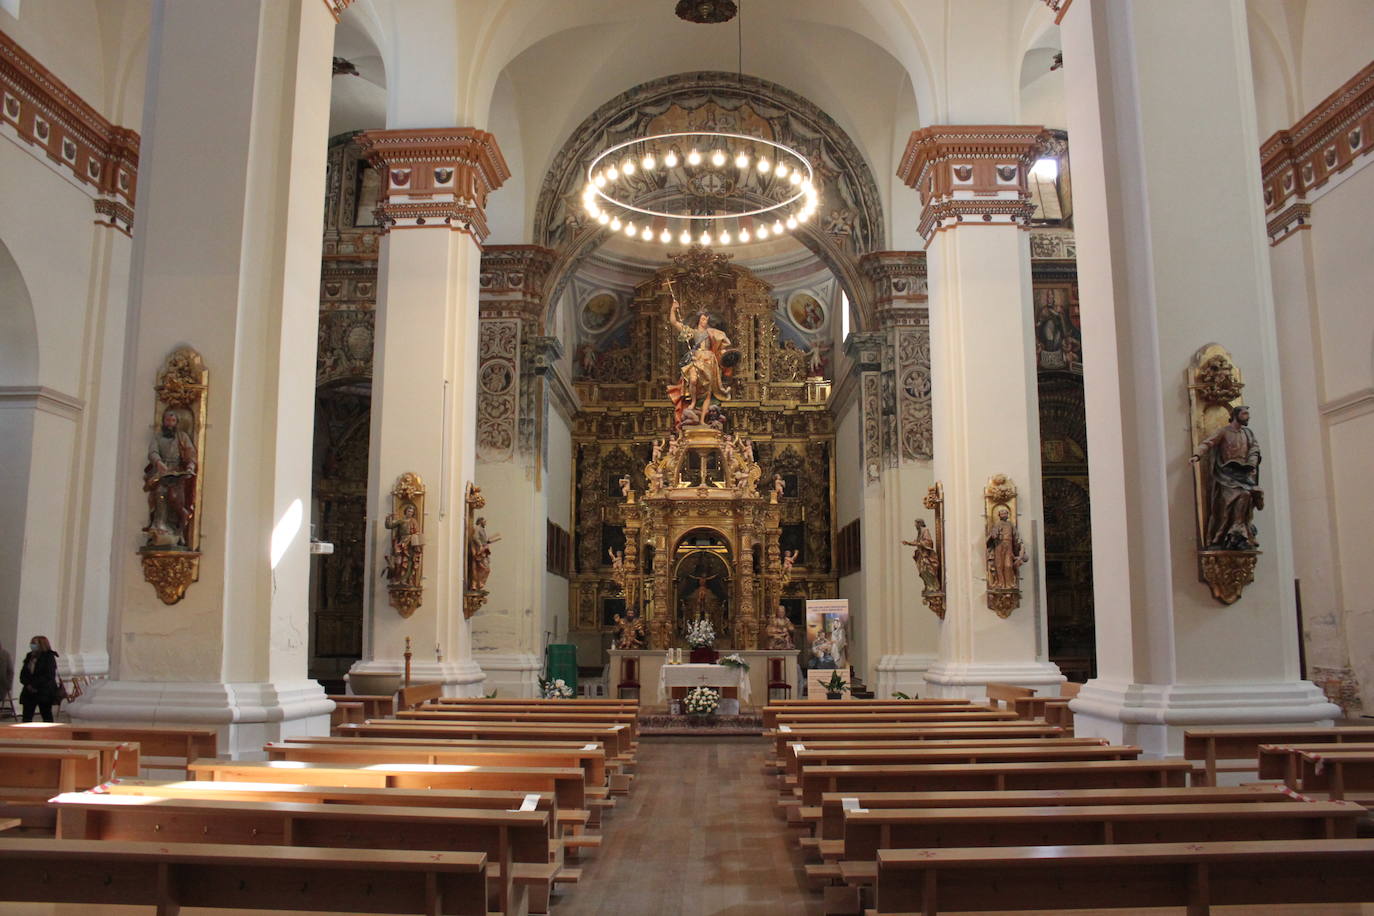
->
[897, 125, 1049, 242]
[479, 244, 556, 328]
[357, 127, 510, 241]
[859, 250, 928, 329]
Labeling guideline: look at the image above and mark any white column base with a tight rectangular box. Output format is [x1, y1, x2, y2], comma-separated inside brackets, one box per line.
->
[349, 657, 487, 697]
[923, 660, 1066, 701]
[473, 652, 541, 699]
[1070, 679, 1340, 757]
[875, 654, 936, 699]
[67, 679, 333, 758]
[60, 652, 110, 677]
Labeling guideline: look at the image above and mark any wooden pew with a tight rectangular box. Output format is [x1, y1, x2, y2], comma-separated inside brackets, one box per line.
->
[341, 720, 633, 761]
[52, 792, 550, 916]
[326, 692, 395, 719]
[0, 721, 218, 775]
[813, 783, 1303, 840]
[1012, 694, 1075, 729]
[0, 837, 488, 915]
[788, 743, 1138, 785]
[101, 778, 567, 839]
[189, 757, 589, 812]
[779, 737, 1109, 778]
[1259, 744, 1374, 800]
[985, 682, 1035, 710]
[397, 708, 641, 739]
[432, 698, 639, 707]
[0, 746, 102, 800]
[762, 700, 974, 730]
[771, 709, 1019, 726]
[265, 739, 608, 788]
[397, 681, 445, 711]
[798, 758, 1193, 805]
[1, 737, 140, 782]
[772, 723, 1065, 760]
[875, 839, 1374, 915]
[1184, 724, 1374, 786]
[329, 699, 365, 728]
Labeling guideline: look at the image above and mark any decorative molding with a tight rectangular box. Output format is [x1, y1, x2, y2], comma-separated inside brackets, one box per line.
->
[1260, 61, 1374, 243]
[1320, 386, 1374, 425]
[321, 0, 355, 23]
[0, 31, 140, 232]
[356, 128, 510, 240]
[897, 126, 1049, 241]
[0, 385, 85, 420]
[860, 250, 928, 328]
[476, 317, 521, 463]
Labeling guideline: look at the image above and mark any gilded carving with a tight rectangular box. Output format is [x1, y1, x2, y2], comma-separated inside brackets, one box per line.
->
[382, 472, 425, 618]
[1187, 344, 1263, 604]
[984, 475, 1028, 617]
[463, 483, 500, 618]
[140, 347, 207, 605]
[904, 482, 946, 618]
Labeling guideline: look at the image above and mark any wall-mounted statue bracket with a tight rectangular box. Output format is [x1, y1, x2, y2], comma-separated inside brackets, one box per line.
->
[382, 472, 426, 618]
[139, 347, 208, 605]
[1187, 344, 1262, 604]
[904, 482, 946, 618]
[984, 475, 1028, 618]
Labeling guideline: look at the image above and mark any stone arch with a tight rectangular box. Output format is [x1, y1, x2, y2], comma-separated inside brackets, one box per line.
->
[534, 72, 887, 331]
[0, 240, 39, 386]
[0, 240, 38, 654]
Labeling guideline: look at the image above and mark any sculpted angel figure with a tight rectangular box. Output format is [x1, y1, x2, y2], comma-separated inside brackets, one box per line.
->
[781, 549, 799, 577]
[666, 297, 734, 429]
[619, 475, 633, 502]
[772, 474, 786, 502]
[608, 547, 625, 574]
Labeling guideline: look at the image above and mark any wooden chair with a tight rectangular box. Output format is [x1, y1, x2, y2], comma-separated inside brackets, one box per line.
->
[767, 657, 792, 700]
[616, 656, 640, 700]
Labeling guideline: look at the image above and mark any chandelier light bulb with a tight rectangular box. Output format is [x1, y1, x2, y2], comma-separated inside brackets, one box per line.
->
[664, 150, 679, 167]
[584, 198, 598, 215]
[711, 149, 726, 167]
[594, 173, 607, 188]
[757, 225, 769, 239]
[642, 154, 656, 170]
[679, 229, 692, 244]
[610, 217, 622, 230]
[786, 216, 798, 229]
[700, 230, 711, 245]
[773, 219, 784, 233]
[607, 165, 619, 180]
[802, 180, 814, 193]
[775, 162, 789, 178]
[719, 230, 731, 245]
[622, 159, 635, 175]
[597, 212, 610, 225]
[799, 209, 812, 222]
[625, 221, 636, 236]
[739, 228, 751, 242]
[687, 149, 702, 165]
[660, 229, 672, 243]
[735, 152, 749, 168]
[790, 172, 802, 186]
[757, 157, 771, 173]
[641, 227, 654, 241]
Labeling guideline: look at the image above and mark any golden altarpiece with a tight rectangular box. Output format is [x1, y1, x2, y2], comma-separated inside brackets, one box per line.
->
[571, 247, 837, 648]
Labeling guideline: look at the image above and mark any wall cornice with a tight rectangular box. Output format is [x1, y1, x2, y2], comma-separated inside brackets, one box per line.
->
[0, 385, 85, 421]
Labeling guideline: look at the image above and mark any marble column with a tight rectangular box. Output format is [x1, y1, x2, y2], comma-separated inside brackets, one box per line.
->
[473, 245, 562, 698]
[75, 0, 336, 753]
[349, 129, 509, 695]
[898, 127, 1065, 700]
[1058, 0, 1337, 753]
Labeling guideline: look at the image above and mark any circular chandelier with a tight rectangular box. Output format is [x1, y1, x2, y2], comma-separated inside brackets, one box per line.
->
[582, 130, 820, 246]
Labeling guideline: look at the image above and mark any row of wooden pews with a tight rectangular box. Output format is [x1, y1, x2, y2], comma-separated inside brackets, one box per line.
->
[765, 695, 1374, 915]
[0, 693, 642, 915]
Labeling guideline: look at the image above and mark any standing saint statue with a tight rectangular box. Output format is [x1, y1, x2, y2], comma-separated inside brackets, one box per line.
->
[468, 516, 502, 592]
[985, 507, 1028, 590]
[666, 297, 734, 429]
[143, 408, 198, 549]
[383, 502, 423, 588]
[902, 518, 940, 593]
[1190, 404, 1264, 550]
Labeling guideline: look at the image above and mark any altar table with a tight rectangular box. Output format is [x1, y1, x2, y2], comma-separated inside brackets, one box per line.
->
[658, 663, 752, 705]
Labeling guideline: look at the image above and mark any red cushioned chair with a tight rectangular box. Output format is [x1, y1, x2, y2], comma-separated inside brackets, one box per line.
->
[767, 656, 792, 700]
[617, 656, 641, 700]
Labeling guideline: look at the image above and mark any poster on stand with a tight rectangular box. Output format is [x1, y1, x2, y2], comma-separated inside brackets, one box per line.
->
[805, 598, 850, 697]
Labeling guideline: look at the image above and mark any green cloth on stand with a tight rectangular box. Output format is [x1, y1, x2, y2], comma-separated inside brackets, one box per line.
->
[544, 643, 578, 694]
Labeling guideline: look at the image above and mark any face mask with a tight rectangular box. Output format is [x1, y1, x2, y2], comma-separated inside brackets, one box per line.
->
[29, 643, 38, 651]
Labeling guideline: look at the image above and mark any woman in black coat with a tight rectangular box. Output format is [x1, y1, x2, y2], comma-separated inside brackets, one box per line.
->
[19, 634, 61, 723]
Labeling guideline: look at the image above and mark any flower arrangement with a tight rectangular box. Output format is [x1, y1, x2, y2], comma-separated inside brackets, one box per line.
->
[684, 685, 720, 716]
[685, 617, 716, 649]
[719, 653, 750, 672]
[539, 677, 573, 699]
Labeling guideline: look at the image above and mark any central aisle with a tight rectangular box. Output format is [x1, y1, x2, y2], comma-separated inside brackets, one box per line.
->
[556, 736, 823, 916]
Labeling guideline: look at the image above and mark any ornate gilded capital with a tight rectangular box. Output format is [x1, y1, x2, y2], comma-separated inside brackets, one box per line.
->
[356, 128, 510, 240]
[897, 126, 1049, 241]
[479, 245, 556, 330]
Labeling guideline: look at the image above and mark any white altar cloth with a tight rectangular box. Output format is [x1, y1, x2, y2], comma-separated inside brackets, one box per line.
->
[657, 663, 751, 705]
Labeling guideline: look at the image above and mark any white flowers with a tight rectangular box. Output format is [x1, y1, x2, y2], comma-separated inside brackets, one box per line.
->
[540, 677, 574, 699]
[686, 618, 716, 648]
[719, 653, 750, 671]
[685, 686, 720, 716]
